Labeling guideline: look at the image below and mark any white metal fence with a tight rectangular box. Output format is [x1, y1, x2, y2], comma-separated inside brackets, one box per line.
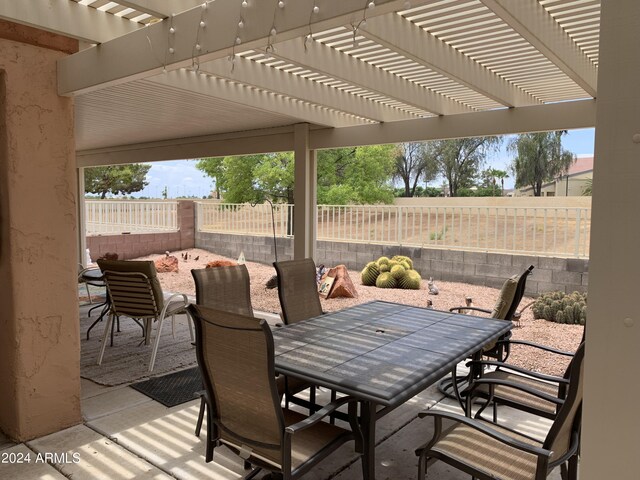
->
[85, 200, 178, 235]
[198, 202, 591, 258]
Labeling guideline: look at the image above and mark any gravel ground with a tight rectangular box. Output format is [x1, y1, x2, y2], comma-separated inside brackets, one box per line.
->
[137, 248, 584, 376]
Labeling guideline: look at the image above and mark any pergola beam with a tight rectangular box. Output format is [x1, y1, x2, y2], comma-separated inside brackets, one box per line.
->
[76, 99, 595, 167]
[199, 57, 418, 123]
[271, 38, 472, 116]
[147, 69, 367, 128]
[310, 99, 596, 149]
[481, 0, 597, 97]
[57, 0, 429, 96]
[116, 0, 205, 18]
[360, 13, 540, 107]
[0, 0, 140, 44]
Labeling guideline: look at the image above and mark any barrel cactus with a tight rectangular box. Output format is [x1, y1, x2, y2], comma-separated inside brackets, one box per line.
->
[533, 290, 587, 325]
[361, 262, 380, 286]
[390, 264, 406, 279]
[376, 272, 397, 289]
[398, 270, 422, 290]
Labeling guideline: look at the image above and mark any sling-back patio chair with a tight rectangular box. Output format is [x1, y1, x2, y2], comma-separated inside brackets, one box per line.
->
[439, 265, 535, 400]
[96, 259, 192, 372]
[466, 334, 585, 423]
[273, 258, 325, 412]
[191, 265, 309, 437]
[187, 304, 364, 480]
[416, 343, 585, 480]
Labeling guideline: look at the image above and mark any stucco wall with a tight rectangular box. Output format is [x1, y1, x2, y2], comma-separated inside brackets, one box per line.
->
[195, 232, 588, 296]
[0, 28, 81, 440]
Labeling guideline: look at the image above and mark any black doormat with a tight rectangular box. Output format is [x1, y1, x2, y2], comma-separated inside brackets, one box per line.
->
[131, 367, 202, 407]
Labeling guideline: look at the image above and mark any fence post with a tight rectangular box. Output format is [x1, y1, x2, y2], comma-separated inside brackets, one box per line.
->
[396, 206, 403, 244]
[574, 208, 582, 257]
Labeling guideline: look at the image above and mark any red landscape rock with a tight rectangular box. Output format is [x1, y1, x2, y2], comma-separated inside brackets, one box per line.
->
[155, 255, 179, 273]
[323, 264, 358, 299]
[206, 260, 238, 268]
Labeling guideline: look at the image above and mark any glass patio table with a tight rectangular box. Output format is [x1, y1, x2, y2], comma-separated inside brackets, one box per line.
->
[271, 300, 512, 480]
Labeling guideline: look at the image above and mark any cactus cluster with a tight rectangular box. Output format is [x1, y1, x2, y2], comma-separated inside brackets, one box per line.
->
[361, 255, 422, 290]
[532, 291, 587, 325]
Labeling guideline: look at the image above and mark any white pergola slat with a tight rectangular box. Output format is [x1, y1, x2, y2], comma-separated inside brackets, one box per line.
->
[147, 69, 369, 128]
[0, 0, 141, 44]
[360, 12, 540, 107]
[482, 0, 597, 97]
[270, 38, 473, 116]
[198, 56, 418, 123]
[115, 0, 204, 18]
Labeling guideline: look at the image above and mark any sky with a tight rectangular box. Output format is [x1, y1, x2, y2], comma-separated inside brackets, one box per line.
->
[131, 128, 596, 198]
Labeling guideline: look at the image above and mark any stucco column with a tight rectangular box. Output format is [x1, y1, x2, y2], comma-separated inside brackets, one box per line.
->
[581, 1, 640, 477]
[0, 24, 81, 440]
[293, 123, 317, 260]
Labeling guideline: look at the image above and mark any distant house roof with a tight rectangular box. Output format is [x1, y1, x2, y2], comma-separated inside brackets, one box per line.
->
[568, 156, 594, 175]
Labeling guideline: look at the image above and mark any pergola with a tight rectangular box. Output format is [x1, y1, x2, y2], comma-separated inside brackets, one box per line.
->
[0, 1, 637, 478]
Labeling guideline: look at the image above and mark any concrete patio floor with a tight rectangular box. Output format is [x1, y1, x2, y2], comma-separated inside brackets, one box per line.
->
[1, 302, 569, 479]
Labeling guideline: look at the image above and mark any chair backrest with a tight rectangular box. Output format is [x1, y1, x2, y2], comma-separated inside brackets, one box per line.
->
[543, 342, 585, 462]
[191, 265, 253, 316]
[188, 304, 285, 466]
[273, 258, 323, 325]
[97, 259, 164, 316]
[491, 265, 534, 320]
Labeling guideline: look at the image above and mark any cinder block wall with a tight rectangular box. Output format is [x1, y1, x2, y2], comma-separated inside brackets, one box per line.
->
[195, 232, 588, 296]
[86, 201, 194, 260]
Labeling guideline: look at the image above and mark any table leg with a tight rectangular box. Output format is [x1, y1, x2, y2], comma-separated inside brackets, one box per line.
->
[361, 401, 377, 480]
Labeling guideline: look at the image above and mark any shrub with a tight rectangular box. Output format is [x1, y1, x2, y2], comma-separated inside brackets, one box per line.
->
[533, 290, 587, 325]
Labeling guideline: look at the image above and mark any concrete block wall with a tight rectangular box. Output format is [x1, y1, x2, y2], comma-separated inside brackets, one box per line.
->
[86, 202, 195, 260]
[195, 232, 588, 296]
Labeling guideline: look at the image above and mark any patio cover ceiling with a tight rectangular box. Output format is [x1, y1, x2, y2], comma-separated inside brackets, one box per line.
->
[0, 0, 600, 166]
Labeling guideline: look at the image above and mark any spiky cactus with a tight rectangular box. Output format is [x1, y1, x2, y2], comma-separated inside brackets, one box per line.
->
[361, 262, 380, 286]
[398, 270, 422, 290]
[360, 255, 424, 290]
[376, 272, 397, 288]
[533, 290, 587, 325]
[390, 264, 406, 279]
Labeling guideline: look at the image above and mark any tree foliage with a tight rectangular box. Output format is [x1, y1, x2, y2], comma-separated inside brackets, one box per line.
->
[394, 143, 438, 197]
[196, 145, 396, 205]
[427, 137, 502, 197]
[481, 168, 509, 196]
[509, 131, 575, 196]
[84, 164, 151, 199]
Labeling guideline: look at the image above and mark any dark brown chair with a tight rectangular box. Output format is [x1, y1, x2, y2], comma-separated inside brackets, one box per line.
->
[188, 304, 363, 479]
[416, 343, 585, 480]
[96, 259, 192, 372]
[273, 258, 325, 412]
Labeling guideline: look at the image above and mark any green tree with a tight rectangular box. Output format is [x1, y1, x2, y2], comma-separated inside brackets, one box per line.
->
[84, 164, 151, 199]
[482, 168, 509, 196]
[582, 178, 592, 196]
[509, 131, 575, 196]
[428, 137, 502, 197]
[394, 143, 439, 197]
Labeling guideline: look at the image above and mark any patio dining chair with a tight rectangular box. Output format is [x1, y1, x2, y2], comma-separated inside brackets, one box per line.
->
[274, 258, 326, 412]
[187, 304, 364, 480]
[191, 265, 309, 437]
[96, 259, 192, 372]
[467, 337, 585, 423]
[416, 343, 585, 480]
[438, 265, 535, 399]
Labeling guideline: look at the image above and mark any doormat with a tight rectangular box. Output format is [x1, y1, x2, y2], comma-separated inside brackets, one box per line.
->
[131, 366, 202, 407]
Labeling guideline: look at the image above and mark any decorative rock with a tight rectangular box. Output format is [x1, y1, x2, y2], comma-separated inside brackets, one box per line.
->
[155, 255, 179, 273]
[323, 264, 358, 299]
[206, 260, 238, 268]
[100, 252, 118, 261]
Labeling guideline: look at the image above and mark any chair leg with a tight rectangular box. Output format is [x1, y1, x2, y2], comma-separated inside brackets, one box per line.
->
[195, 396, 206, 437]
[187, 312, 195, 343]
[309, 386, 317, 415]
[148, 315, 166, 372]
[568, 454, 579, 480]
[97, 314, 114, 365]
[84, 283, 93, 304]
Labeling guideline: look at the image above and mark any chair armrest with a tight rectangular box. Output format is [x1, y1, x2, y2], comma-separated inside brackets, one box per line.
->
[467, 360, 568, 384]
[285, 395, 358, 434]
[470, 378, 564, 406]
[495, 339, 575, 357]
[417, 410, 551, 458]
[161, 293, 190, 317]
[449, 306, 492, 315]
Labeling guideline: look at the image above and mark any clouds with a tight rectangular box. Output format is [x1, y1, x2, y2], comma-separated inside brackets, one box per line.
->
[132, 160, 213, 198]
